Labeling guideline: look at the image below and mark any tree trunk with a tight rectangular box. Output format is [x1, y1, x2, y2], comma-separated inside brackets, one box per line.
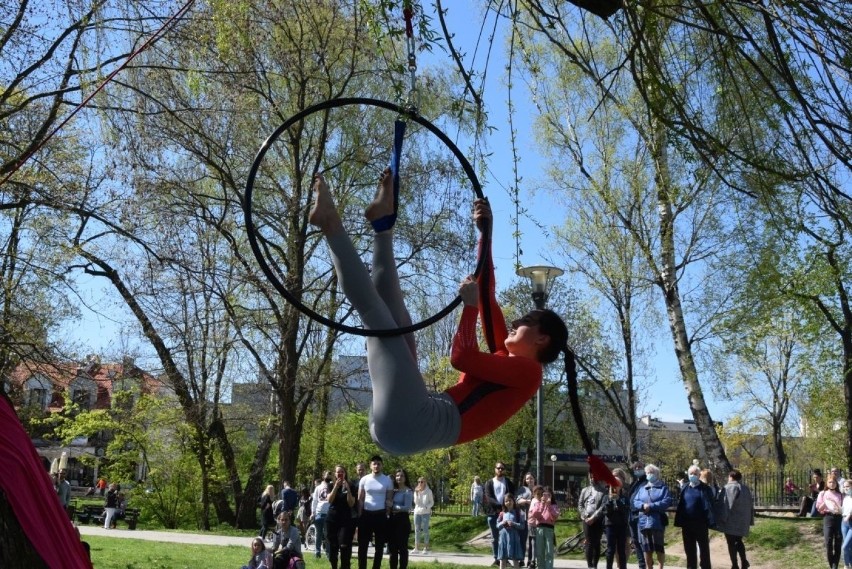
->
[641, 5, 732, 474]
[655, 164, 732, 473]
[843, 333, 852, 477]
[0, 488, 49, 568]
[237, 428, 277, 529]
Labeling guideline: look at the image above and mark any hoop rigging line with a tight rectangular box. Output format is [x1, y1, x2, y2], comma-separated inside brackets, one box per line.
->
[243, 97, 489, 337]
[0, 0, 197, 188]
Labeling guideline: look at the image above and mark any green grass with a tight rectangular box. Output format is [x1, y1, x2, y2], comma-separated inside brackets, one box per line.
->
[84, 513, 828, 569]
[745, 516, 825, 569]
[87, 536, 248, 569]
[86, 536, 477, 569]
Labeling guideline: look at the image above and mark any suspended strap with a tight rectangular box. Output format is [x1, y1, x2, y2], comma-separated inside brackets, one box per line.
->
[477, 216, 498, 354]
[403, 3, 415, 37]
[370, 119, 406, 233]
[565, 348, 620, 487]
[401, 2, 418, 110]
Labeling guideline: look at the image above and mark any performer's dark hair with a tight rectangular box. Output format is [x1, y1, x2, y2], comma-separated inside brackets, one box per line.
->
[537, 309, 568, 363]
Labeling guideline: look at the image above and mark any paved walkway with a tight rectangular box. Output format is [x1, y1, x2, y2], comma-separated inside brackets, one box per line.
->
[77, 526, 686, 568]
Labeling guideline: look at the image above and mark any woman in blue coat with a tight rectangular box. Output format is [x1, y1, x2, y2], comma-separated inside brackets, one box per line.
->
[632, 464, 673, 569]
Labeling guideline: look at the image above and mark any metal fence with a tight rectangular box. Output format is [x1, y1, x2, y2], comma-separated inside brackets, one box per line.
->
[662, 469, 816, 509]
[736, 469, 813, 508]
[432, 469, 821, 513]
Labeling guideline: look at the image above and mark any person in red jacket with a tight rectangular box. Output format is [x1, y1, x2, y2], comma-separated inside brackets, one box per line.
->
[309, 170, 567, 455]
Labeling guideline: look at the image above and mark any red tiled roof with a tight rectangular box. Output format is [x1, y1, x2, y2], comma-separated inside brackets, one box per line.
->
[7, 360, 162, 410]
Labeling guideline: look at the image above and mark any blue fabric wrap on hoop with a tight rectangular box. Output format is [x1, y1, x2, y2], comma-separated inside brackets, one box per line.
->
[371, 119, 407, 233]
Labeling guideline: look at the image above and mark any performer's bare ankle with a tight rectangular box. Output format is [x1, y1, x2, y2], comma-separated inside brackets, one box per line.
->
[309, 174, 344, 234]
[365, 167, 395, 222]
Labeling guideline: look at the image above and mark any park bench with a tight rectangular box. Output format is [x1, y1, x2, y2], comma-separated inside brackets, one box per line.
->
[124, 508, 140, 530]
[75, 505, 140, 529]
[76, 505, 104, 525]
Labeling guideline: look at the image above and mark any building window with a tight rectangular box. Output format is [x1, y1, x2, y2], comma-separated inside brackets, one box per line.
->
[27, 387, 48, 409]
[72, 388, 92, 410]
[69, 377, 96, 410]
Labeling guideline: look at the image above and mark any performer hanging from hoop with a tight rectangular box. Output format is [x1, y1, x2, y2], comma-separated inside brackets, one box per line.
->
[309, 169, 569, 455]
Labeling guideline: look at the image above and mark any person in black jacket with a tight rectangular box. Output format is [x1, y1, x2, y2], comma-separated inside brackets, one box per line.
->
[673, 465, 716, 569]
[604, 469, 631, 569]
[484, 462, 516, 567]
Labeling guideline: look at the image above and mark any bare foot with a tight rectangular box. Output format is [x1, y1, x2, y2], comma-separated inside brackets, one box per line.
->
[308, 174, 343, 234]
[365, 167, 395, 221]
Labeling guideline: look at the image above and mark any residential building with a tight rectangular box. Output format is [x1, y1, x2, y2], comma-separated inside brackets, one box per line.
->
[5, 357, 163, 487]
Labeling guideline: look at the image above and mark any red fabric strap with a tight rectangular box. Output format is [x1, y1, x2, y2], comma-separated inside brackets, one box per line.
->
[0, 394, 93, 568]
[403, 7, 414, 37]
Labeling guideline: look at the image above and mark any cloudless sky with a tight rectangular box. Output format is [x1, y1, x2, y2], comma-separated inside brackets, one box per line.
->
[65, 0, 738, 427]
[424, 2, 738, 425]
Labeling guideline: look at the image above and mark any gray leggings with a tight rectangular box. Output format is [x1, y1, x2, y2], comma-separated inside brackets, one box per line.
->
[327, 232, 460, 454]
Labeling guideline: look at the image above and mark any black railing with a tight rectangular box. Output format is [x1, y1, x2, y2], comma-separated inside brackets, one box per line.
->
[662, 469, 818, 509]
[433, 469, 828, 514]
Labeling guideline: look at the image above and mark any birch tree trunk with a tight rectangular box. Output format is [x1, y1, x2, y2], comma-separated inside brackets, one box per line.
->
[644, 7, 732, 474]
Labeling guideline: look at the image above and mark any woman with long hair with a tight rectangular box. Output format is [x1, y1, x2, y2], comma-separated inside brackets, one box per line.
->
[326, 464, 357, 569]
[388, 468, 414, 569]
[242, 536, 273, 569]
[259, 485, 276, 542]
[516, 472, 536, 567]
[413, 476, 434, 554]
[817, 474, 844, 569]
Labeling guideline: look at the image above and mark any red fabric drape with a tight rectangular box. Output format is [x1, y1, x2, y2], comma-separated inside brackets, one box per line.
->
[0, 394, 93, 568]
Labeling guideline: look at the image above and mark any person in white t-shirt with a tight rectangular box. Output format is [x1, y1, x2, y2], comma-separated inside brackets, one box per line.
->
[358, 455, 393, 569]
[313, 472, 332, 558]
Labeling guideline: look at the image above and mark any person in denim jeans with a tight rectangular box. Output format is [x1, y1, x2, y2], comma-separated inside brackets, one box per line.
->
[413, 477, 434, 554]
[472, 477, 484, 517]
[313, 474, 332, 558]
[485, 463, 516, 567]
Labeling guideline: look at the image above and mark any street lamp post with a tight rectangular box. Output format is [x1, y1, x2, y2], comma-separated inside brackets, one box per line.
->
[550, 454, 558, 490]
[517, 265, 564, 483]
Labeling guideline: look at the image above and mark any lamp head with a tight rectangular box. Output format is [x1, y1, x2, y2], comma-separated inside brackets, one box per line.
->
[517, 265, 564, 309]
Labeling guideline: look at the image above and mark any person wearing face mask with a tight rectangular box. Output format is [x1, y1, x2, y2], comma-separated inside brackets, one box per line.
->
[673, 465, 715, 569]
[632, 464, 672, 569]
[627, 462, 647, 569]
[578, 472, 609, 569]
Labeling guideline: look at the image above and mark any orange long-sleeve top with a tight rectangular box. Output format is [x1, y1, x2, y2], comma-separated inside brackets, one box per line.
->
[445, 239, 542, 444]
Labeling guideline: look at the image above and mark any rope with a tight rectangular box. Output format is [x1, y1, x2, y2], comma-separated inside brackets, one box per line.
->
[0, 0, 197, 189]
[402, 2, 418, 111]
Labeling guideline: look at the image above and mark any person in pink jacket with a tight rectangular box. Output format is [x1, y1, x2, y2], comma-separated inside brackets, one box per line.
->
[528, 487, 561, 569]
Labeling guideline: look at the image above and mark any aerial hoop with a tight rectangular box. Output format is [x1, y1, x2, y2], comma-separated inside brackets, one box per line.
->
[244, 97, 489, 337]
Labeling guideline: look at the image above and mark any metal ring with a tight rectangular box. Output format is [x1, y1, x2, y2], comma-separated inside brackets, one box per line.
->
[244, 97, 489, 337]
